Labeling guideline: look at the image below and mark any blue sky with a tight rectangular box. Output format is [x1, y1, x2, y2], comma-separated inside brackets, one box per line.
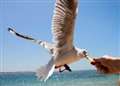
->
[0, 0, 119, 72]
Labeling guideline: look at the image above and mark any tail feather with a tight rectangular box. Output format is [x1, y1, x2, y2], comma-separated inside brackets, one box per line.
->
[36, 58, 55, 81]
[36, 65, 55, 81]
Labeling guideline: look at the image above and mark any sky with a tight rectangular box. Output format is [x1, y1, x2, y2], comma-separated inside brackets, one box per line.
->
[0, 0, 120, 72]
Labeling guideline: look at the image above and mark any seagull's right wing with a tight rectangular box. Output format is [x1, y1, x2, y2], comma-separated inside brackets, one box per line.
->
[52, 0, 78, 50]
[8, 28, 35, 41]
[8, 28, 53, 53]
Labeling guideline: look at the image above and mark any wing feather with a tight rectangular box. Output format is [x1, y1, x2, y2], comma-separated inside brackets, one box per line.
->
[52, 0, 78, 49]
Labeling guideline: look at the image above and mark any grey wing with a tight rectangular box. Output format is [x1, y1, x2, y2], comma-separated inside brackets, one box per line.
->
[52, 0, 78, 50]
[8, 28, 54, 53]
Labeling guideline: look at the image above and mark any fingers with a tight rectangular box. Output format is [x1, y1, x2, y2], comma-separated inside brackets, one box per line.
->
[90, 56, 120, 74]
[90, 61, 96, 65]
[90, 58, 101, 65]
[90, 58, 111, 74]
[95, 63, 109, 74]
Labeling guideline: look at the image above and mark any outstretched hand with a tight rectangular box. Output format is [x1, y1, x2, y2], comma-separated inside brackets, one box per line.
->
[91, 55, 120, 74]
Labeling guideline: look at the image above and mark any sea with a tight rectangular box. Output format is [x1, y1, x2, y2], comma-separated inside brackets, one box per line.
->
[0, 70, 119, 86]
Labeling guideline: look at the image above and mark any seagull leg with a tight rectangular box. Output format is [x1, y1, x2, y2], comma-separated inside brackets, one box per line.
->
[58, 64, 72, 73]
[59, 68, 66, 73]
[64, 64, 72, 72]
[55, 65, 66, 73]
[58, 64, 72, 72]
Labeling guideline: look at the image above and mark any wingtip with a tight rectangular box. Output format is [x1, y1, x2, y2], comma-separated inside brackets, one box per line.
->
[8, 27, 13, 32]
[8, 27, 16, 34]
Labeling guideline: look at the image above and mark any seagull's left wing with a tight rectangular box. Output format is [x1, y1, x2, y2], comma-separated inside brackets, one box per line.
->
[52, 0, 78, 50]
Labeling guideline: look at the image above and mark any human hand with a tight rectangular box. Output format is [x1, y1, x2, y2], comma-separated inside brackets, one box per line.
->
[91, 55, 120, 74]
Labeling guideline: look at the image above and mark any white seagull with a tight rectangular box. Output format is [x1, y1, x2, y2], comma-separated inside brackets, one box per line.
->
[8, 0, 93, 81]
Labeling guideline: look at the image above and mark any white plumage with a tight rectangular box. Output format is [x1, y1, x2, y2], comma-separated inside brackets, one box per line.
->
[8, 0, 93, 81]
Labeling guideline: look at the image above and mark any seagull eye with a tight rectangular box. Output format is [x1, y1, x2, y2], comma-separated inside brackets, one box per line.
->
[83, 51, 87, 55]
[81, 50, 88, 57]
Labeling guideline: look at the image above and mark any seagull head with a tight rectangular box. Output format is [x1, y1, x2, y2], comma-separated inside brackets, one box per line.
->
[75, 48, 88, 58]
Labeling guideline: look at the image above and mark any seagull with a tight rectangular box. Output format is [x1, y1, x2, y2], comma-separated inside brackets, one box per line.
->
[8, 0, 93, 81]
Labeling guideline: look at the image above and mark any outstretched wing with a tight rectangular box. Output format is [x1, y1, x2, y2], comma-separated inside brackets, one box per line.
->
[52, 0, 78, 49]
[8, 28, 54, 53]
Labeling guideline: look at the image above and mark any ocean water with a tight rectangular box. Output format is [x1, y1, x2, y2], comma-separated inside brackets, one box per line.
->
[0, 70, 119, 86]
